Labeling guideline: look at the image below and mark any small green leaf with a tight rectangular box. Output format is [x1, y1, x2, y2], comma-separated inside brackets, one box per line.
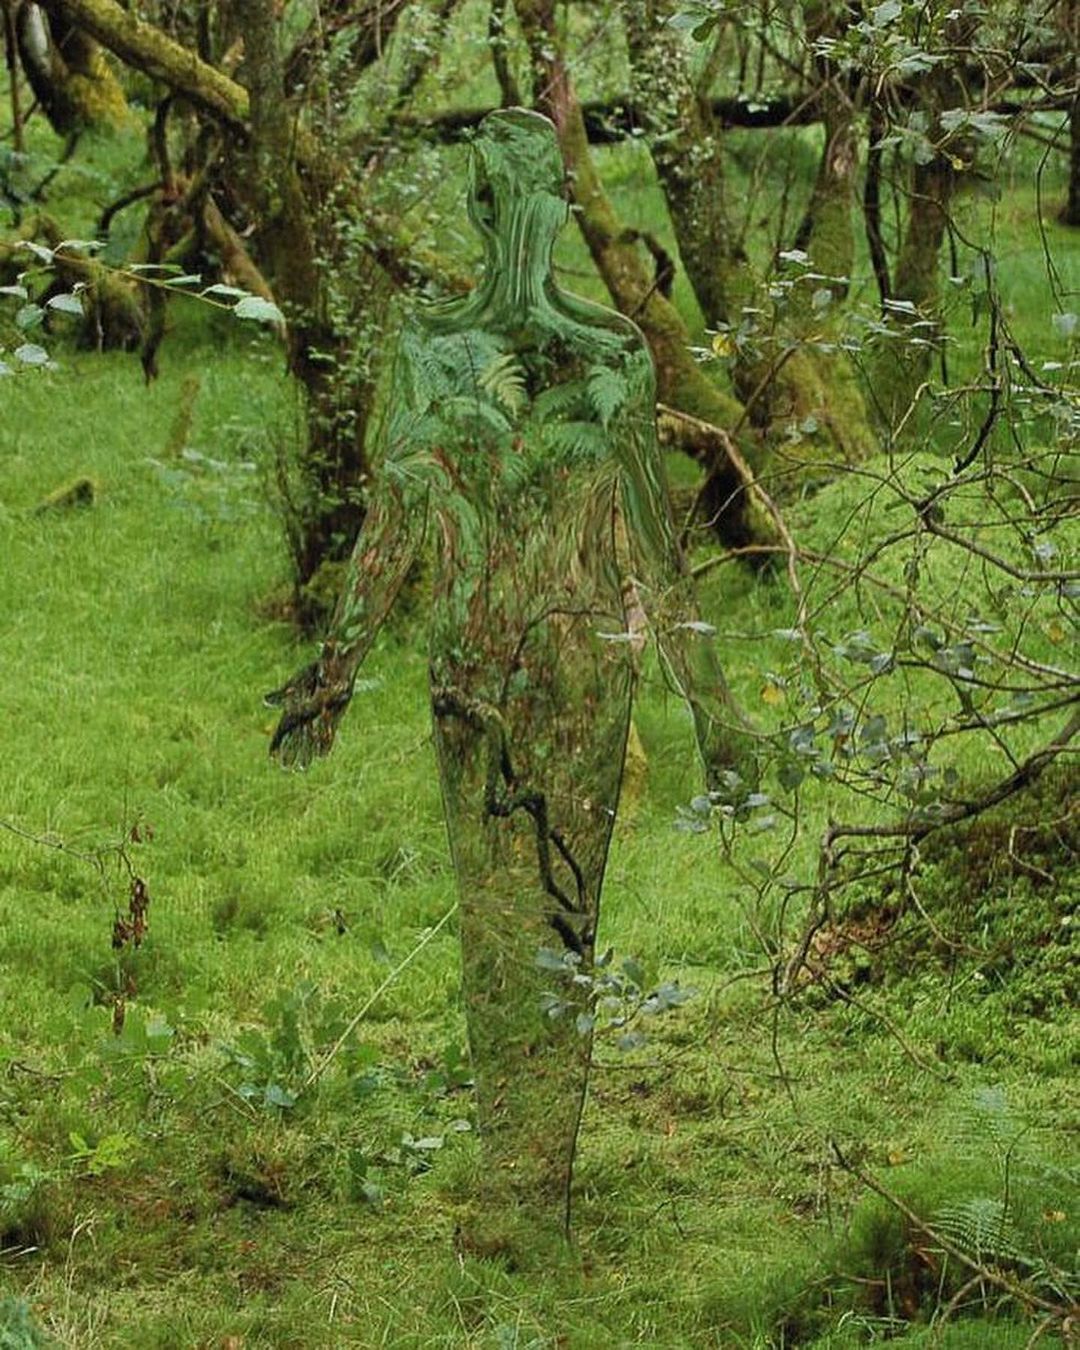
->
[54, 238, 105, 254]
[128, 262, 183, 274]
[535, 947, 571, 972]
[47, 293, 84, 316]
[15, 304, 44, 331]
[13, 343, 49, 366]
[872, 1, 902, 26]
[202, 283, 249, 299]
[404, 1134, 444, 1151]
[234, 295, 285, 324]
[263, 1083, 296, 1109]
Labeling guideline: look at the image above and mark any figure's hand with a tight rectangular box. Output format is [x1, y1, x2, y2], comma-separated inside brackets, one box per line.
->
[265, 657, 352, 769]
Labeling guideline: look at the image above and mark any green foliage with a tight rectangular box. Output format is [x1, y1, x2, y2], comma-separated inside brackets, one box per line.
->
[0, 1141, 50, 1247]
[714, 1087, 1077, 1343]
[66, 1130, 138, 1178]
[536, 945, 693, 1048]
[0, 1300, 52, 1350]
[220, 981, 356, 1111]
[478, 351, 528, 416]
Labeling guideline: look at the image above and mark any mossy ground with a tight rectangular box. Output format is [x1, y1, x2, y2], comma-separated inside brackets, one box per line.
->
[1, 80, 1077, 1350]
[2, 337, 1076, 1346]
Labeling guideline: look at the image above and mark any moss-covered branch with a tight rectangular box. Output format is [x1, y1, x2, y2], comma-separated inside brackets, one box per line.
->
[44, 0, 249, 129]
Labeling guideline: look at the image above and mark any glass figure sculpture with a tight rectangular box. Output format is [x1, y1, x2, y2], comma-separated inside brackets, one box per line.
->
[267, 108, 742, 1237]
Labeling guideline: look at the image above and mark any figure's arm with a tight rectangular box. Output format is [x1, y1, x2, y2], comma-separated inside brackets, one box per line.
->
[615, 355, 755, 789]
[267, 475, 428, 768]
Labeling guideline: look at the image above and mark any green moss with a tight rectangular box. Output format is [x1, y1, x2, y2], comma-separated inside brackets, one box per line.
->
[66, 57, 129, 130]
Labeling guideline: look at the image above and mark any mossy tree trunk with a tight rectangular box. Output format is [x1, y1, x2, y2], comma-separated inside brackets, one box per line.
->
[513, 0, 764, 549]
[734, 1, 874, 471]
[1062, 0, 1080, 226]
[623, 0, 749, 330]
[230, 0, 377, 606]
[793, 3, 860, 305]
[2, 0, 25, 153]
[867, 140, 955, 427]
[624, 0, 873, 484]
[19, 0, 127, 132]
[866, 9, 980, 427]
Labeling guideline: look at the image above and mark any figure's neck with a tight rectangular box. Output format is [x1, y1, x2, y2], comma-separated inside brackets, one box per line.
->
[478, 197, 562, 316]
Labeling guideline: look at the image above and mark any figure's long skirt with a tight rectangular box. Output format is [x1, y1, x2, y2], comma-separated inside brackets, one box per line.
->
[431, 497, 632, 1226]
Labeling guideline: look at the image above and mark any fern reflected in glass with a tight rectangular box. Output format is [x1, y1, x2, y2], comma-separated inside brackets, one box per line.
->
[267, 109, 742, 1237]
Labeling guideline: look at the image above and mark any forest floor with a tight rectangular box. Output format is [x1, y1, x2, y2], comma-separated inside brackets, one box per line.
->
[1, 126, 1078, 1350]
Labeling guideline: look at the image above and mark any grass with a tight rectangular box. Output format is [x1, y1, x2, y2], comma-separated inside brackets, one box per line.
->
[1, 331, 1076, 1346]
[1, 81, 1078, 1350]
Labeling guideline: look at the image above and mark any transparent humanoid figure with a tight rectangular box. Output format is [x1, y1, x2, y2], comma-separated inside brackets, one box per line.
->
[268, 109, 743, 1236]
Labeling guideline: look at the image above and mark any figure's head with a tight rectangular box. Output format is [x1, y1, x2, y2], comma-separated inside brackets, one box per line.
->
[468, 108, 568, 243]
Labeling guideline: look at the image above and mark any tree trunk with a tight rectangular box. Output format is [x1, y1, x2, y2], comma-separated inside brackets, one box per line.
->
[231, 0, 376, 611]
[731, 2, 874, 474]
[1062, 0, 1080, 226]
[513, 0, 765, 549]
[795, 12, 858, 306]
[2, 0, 25, 152]
[866, 8, 978, 426]
[20, 1, 127, 132]
[868, 152, 955, 426]
[1067, 95, 1080, 227]
[623, 0, 749, 329]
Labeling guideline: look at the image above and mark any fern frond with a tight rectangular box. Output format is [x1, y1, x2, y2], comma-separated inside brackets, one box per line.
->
[586, 365, 629, 427]
[478, 352, 528, 416]
[948, 1085, 1028, 1164]
[932, 1196, 1026, 1264]
[532, 380, 588, 422]
[442, 396, 512, 438]
[543, 420, 607, 464]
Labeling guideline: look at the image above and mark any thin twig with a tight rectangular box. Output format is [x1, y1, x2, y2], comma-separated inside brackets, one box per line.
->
[301, 904, 456, 1093]
[830, 1141, 1068, 1319]
[825, 707, 1078, 849]
[0, 818, 107, 868]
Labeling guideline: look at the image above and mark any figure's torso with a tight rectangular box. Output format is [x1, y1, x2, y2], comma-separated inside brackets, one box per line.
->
[384, 301, 650, 688]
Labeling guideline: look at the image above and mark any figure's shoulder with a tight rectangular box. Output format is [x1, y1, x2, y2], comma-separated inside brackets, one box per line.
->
[552, 292, 646, 354]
